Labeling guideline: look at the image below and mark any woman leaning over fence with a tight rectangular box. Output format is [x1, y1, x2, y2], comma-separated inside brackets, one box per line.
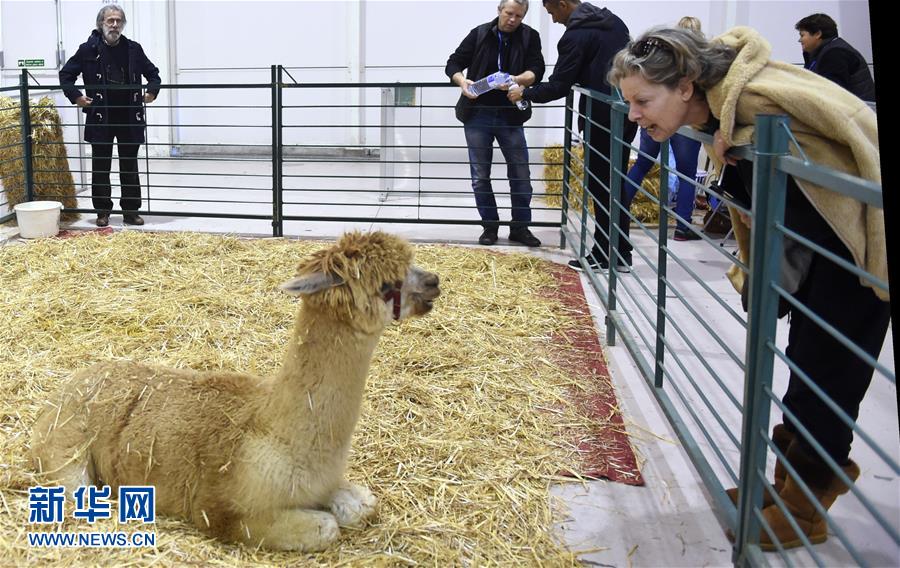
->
[608, 26, 888, 550]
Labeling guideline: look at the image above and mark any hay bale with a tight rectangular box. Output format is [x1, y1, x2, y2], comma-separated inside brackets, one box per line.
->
[542, 144, 588, 214]
[629, 160, 663, 225]
[0, 95, 77, 221]
[0, 232, 622, 566]
[542, 144, 665, 225]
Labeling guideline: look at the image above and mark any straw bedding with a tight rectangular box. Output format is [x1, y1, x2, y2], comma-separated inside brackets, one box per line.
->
[542, 144, 665, 224]
[0, 231, 631, 566]
[0, 95, 77, 220]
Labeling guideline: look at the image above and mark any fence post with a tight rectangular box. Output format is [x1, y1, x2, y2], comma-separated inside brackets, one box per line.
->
[733, 114, 790, 565]
[560, 91, 574, 249]
[606, 102, 625, 347]
[654, 141, 670, 388]
[378, 87, 396, 202]
[578, 96, 592, 261]
[271, 65, 283, 237]
[19, 69, 35, 202]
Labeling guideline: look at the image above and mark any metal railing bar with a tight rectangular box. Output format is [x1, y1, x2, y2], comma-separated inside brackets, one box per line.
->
[41, 168, 271, 179]
[39, 140, 567, 152]
[771, 282, 894, 382]
[608, 296, 740, 529]
[604, 207, 748, 324]
[751, 478, 814, 566]
[38, 82, 272, 90]
[775, 223, 889, 293]
[611, 270, 745, 434]
[34, 181, 271, 192]
[656, 270, 748, 368]
[278, 215, 559, 226]
[649, 340, 741, 483]
[657, 241, 750, 322]
[281, 173, 563, 181]
[763, 401, 884, 565]
[563, 217, 739, 528]
[777, 155, 882, 208]
[768, 392, 900, 547]
[768, 346, 899, 474]
[62, 208, 272, 219]
[279, 124, 564, 130]
[281, 158, 564, 167]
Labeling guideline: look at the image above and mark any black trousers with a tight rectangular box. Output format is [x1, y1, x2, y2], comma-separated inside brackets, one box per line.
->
[583, 117, 639, 262]
[783, 237, 890, 464]
[91, 129, 142, 212]
[727, 161, 890, 464]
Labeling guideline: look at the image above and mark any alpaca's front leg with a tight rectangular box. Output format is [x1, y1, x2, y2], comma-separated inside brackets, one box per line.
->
[330, 482, 378, 527]
[235, 509, 340, 551]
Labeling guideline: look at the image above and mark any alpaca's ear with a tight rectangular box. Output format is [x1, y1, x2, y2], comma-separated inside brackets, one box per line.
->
[280, 272, 344, 296]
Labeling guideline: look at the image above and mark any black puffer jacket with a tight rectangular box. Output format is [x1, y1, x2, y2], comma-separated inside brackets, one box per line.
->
[60, 30, 161, 143]
[523, 3, 630, 129]
[803, 36, 875, 102]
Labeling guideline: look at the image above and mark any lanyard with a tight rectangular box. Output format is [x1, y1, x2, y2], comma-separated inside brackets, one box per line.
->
[497, 30, 504, 72]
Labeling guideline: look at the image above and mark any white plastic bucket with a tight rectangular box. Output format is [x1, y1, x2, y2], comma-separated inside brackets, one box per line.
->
[13, 201, 63, 239]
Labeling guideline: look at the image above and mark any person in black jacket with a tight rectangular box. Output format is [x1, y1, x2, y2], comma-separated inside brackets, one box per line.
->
[445, 0, 545, 247]
[60, 4, 161, 227]
[510, 0, 637, 271]
[795, 13, 875, 102]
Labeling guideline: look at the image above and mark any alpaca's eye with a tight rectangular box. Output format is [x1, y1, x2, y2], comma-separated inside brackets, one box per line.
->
[380, 282, 393, 294]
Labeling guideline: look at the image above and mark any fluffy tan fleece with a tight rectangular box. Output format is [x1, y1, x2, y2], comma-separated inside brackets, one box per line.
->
[704, 27, 886, 301]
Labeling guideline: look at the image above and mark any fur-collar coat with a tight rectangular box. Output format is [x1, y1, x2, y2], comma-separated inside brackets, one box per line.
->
[704, 27, 886, 301]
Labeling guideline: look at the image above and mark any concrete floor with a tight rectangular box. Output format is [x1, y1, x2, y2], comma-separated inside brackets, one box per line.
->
[2, 155, 897, 567]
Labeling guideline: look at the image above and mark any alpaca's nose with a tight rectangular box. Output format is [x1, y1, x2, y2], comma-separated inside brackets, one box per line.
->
[423, 272, 440, 299]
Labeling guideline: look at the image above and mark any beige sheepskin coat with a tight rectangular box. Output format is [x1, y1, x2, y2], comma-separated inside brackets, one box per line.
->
[704, 27, 886, 301]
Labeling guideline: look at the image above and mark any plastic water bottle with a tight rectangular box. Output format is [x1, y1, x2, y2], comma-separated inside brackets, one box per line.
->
[507, 77, 530, 111]
[468, 71, 509, 96]
[468, 71, 530, 111]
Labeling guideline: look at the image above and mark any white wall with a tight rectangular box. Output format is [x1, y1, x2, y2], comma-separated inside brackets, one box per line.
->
[0, 0, 877, 157]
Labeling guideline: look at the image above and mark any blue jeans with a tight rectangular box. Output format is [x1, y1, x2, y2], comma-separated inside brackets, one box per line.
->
[625, 128, 701, 231]
[463, 108, 533, 229]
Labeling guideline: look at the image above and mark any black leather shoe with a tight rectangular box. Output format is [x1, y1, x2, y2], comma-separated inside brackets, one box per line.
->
[508, 228, 541, 247]
[478, 228, 498, 246]
[674, 228, 701, 241]
[96, 213, 110, 227]
[123, 214, 145, 226]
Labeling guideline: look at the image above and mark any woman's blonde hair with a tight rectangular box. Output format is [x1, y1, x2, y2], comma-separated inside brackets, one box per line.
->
[607, 26, 735, 92]
[677, 16, 702, 34]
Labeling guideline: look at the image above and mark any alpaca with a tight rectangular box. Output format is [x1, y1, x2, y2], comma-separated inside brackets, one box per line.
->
[31, 231, 440, 551]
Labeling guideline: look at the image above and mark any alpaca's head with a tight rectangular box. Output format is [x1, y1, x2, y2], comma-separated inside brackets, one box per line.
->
[280, 232, 440, 331]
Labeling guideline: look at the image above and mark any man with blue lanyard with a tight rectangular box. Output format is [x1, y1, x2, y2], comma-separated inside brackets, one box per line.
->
[445, 0, 545, 247]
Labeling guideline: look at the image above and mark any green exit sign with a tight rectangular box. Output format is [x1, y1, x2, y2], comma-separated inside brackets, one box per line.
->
[18, 59, 45, 68]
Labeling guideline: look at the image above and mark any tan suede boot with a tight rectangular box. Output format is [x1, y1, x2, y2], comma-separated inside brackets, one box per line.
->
[758, 444, 860, 551]
[727, 424, 796, 508]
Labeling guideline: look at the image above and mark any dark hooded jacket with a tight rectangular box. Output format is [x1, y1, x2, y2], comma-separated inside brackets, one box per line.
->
[803, 36, 875, 102]
[445, 17, 544, 124]
[59, 30, 161, 143]
[522, 3, 630, 130]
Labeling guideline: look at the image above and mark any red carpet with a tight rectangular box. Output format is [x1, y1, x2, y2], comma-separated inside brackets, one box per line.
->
[546, 263, 644, 486]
